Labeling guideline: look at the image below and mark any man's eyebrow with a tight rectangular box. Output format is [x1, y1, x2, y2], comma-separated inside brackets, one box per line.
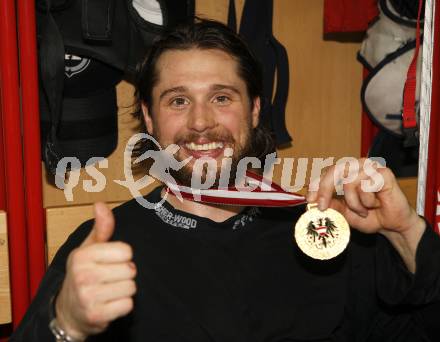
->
[159, 86, 187, 100]
[210, 84, 241, 94]
[159, 84, 241, 100]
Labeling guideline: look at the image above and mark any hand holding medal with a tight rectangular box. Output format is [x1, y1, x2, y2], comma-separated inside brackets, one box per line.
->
[167, 160, 424, 270]
[299, 158, 425, 265]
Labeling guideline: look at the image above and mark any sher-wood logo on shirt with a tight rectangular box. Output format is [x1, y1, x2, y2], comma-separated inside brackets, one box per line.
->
[154, 205, 198, 229]
[154, 202, 261, 231]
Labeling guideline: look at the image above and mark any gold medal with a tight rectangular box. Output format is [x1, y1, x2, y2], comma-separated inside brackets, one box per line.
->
[294, 203, 350, 260]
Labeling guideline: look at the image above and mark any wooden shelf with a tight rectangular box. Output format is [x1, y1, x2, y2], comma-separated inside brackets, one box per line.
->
[46, 203, 123, 264]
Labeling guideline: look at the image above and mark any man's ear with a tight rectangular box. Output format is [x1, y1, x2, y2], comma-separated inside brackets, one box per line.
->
[142, 103, 154, 135]
[251, 97, 261, 128]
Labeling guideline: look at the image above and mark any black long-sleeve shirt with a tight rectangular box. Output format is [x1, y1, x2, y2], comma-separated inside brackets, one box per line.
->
[11, 187, 440, 341]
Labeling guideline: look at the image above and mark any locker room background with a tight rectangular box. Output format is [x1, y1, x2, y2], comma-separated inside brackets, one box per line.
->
[0, 0, 420, 338]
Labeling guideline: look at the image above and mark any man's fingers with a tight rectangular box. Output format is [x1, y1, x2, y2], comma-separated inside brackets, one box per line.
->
[342, 183, 368, 217]
[89, 242, 133, 264]
[95, 298, 134, 323]
[83, 297, 134, 327]
[92, 202, 115, 243]
[82, 203, 115, 247]
[308, 161, 377, 213]
[359, 190, 380, 209]
[94, 280, 137, 303]
[311, 166, 336, 210]
[94, 262, 137, 283]
[93, 202, 115, 242]
[72, 242, 133, 267]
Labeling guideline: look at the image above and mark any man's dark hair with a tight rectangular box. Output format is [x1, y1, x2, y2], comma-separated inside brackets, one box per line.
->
[132, 18, 275, 163]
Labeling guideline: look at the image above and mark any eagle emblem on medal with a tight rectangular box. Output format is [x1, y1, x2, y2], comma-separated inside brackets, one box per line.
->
[294, 204, 350, 260]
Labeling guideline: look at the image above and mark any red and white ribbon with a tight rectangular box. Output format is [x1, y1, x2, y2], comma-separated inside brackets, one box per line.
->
[166, 171, 306, 207]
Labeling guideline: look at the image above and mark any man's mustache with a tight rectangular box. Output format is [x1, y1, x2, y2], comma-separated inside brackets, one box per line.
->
[175, 131, 235, 144]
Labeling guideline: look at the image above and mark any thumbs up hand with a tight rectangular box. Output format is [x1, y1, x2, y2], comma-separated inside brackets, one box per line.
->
[55, 203, 137, 341]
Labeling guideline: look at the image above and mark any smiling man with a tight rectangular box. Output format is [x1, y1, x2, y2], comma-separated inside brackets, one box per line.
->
[12, 20, 440, 342]
[143, 48, 258, 188]
[133, 22, 272, 191]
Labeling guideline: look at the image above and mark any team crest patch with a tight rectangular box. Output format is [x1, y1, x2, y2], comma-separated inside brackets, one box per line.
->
[64, 54, 91, 78]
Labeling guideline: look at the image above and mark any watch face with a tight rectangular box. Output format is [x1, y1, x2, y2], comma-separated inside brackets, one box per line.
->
[49, 318, 78, 342]
[294, 205, 350, 260]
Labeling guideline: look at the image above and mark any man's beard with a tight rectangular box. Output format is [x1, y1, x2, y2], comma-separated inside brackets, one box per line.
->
[168, 126, 253, 188]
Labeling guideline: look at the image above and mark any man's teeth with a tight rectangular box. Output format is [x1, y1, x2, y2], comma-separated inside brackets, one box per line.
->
[185, 142, 224, 151]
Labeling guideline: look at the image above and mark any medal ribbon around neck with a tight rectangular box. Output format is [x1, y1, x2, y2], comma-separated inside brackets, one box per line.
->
[165, 171, 307, 207]
[165, 171, 350, 260]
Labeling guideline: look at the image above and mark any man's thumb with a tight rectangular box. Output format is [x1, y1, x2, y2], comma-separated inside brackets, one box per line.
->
[83, 202, 115, 245]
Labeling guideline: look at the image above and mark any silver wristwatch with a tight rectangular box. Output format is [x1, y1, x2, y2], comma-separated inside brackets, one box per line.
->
[49, 318, 82, 342]
[48, 295, 83, 342]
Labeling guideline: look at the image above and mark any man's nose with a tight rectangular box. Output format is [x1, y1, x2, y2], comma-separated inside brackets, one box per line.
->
[187, 102, 216, 132]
